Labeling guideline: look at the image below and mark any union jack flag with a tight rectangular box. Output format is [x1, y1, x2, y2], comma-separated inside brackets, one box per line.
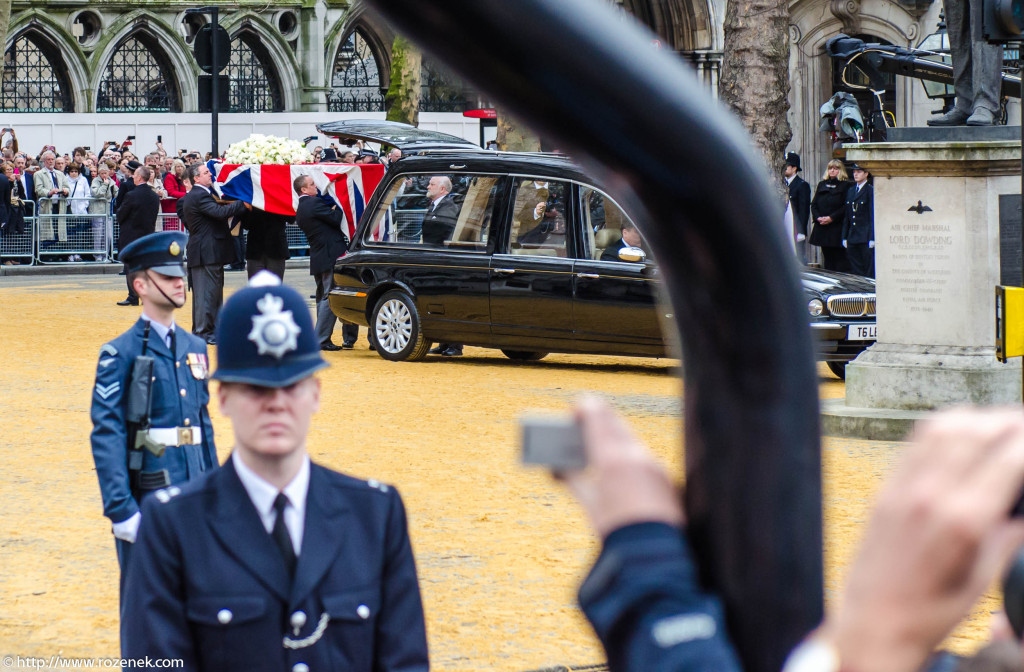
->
[207, 161, 386, 239]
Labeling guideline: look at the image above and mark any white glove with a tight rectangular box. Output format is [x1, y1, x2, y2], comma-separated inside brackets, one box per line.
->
[112, 511, 142, 543]
[842, 240, 848, 248]
[868, 240, 875, 249]
[796, 233, 806, 242]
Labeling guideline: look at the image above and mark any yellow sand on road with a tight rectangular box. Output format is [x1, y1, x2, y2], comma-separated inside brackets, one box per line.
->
[0, 274, 995, 669]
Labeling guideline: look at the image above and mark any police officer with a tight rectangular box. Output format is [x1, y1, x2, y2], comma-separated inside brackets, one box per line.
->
[89, 231, 217, 589]
[841, 164, 874, 278]
[123, 273, 429, 672]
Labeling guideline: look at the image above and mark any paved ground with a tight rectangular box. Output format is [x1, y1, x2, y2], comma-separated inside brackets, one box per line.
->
[0, 272, 996, 670]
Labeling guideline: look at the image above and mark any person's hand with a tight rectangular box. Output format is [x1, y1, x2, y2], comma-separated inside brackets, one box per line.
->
[561, 395, 684, 539]
[842, 239, 847, 248]
[868, 240, 875, 249]
[534, 202, 546, 219]
[796, 233, 806, 242]
[243, 202, 252, 211]
[820, 216, 832, 225]
[817, 409, 1024, 672]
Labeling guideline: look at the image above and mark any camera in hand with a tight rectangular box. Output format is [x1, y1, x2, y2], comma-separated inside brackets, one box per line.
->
[521, 415, 585, 470]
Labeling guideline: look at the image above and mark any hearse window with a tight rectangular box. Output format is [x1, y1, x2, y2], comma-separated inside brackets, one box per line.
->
[508, 178, 569, 258]
[364, 173, 499, 252]
[579, 186, 649, 262]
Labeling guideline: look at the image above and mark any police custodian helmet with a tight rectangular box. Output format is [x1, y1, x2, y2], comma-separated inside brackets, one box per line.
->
[118, 231, 188, 277]
[212, 271, 329, 387]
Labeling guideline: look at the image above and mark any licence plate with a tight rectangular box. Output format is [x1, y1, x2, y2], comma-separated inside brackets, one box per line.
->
[848, 324, 877, 341]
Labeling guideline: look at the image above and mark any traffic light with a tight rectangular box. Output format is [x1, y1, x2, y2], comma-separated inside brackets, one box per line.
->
[983, 0, 1024, 43]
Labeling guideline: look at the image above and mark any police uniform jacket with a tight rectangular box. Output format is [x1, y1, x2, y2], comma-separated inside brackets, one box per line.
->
[578, 522, 742, 672]
[842, 182, 874, 245]
[808, 178, 850, 249]
[181, 186, 248, 268]
[89, 319, 217, 525]
[116, 184, 160, 251]
[296, 195, 348, 276]
[420, 196, 460, 246]
[788, 175, 811, 239]
[123, 458, 429, 672]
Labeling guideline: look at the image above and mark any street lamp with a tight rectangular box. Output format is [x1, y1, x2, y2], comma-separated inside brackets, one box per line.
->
[917, 11, 956, 113]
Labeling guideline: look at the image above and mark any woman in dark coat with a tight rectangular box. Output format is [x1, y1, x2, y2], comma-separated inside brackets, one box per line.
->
[809, 159, 852, 273]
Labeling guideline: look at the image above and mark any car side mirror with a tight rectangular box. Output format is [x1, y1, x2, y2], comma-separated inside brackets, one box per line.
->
[618, 246, 646, 263]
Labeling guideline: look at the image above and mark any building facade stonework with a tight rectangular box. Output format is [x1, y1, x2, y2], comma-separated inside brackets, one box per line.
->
[3, 0, 960, 176]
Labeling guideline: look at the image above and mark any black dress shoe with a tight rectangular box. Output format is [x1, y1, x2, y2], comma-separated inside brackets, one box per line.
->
[116, 298, 139, 306]
[321, 342, 343, 351]
[206, 336, 217, 346]
[441, 347, 463, 357]
[428, 345, 447, 355]
[341, 342, 355, 350]
[368, 343, 376, 352]
[926, 108, 970, 126]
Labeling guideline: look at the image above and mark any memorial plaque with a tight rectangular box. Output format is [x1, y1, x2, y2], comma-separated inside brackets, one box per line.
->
[999, 194, 1022, 287]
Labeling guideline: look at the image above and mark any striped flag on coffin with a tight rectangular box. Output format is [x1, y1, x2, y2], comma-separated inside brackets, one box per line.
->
[207, 161, 386, 240]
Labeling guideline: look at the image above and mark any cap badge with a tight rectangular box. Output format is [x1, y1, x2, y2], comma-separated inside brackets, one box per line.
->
[169, 241, 181, 256]
[248, 293, 301, 359]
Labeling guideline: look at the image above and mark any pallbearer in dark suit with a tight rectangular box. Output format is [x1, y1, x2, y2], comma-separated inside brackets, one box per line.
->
[123, 276, 429, 672]
[181, 162, 250, 344]
[242, 207, 292, 280]
[294, 175, 357, 351]
[842, 164, 875, 278]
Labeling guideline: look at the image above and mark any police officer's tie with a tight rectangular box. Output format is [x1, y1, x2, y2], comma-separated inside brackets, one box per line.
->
[271, 493, 297, 577]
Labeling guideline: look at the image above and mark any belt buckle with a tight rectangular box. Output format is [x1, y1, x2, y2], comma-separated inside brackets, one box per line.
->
[177, 427, 194, 445]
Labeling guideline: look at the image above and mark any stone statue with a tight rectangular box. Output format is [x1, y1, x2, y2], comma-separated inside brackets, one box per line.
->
[928, 0, 1002, 126]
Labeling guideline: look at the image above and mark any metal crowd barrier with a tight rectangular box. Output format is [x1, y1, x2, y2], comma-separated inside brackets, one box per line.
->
[1, 196, 312, 266]
[36, 197, 113, 263]
[0, 200, 35, 265]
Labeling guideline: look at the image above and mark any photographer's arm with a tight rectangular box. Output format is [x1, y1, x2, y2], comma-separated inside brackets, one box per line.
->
[807, 409, 1024, 672]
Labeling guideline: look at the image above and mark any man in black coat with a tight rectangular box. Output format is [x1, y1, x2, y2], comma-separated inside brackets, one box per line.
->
[420, 175, 460, 246]
[599, 222, 644, 262]
[115, 166, 160, 306]
[842, 164, 875, 278]
[242, 207, 291, 280]
[784, 152, 810, 262]
[294, 174, 356, 351]
[181, 162, 249, 344]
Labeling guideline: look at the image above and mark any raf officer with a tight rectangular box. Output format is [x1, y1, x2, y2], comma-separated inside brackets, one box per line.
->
[123, 274, 429, 672]
[89, 231, 218, 590]
[842, 164, 874, 278]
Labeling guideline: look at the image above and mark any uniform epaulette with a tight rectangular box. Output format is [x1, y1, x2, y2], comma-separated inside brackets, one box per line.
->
[153, 486, 183, 504]
[365, 478, 390, 493]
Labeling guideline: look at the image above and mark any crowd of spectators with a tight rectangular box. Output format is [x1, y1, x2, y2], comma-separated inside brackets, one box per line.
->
[0, 131, 391, 266]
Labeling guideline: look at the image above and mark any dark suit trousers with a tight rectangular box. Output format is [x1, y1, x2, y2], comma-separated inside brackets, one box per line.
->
[190, 264, 224, 338]
[124, 263, 138, 302]
[847, 243, 875, 278]
[315, 271, 357, 345]
[247, 256, 286, 280]
[820, 246, 852, 274]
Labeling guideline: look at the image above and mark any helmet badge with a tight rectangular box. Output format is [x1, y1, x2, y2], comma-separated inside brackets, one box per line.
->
[248, 293, 301, 359]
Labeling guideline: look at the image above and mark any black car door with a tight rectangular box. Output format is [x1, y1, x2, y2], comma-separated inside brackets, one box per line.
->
[571, 185, 667, 356]
[488, 177, 576, 349]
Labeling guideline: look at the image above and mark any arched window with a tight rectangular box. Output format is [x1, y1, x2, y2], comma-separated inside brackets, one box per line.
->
[227, 33, 284, 112]
[420, 59, 469, 112]
[0, 32, 74, 112]
[97, 34, 180, 112]
[328, 30, 385, 112]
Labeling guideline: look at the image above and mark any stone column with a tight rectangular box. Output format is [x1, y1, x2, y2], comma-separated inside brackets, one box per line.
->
[823, 133, 1022, 439]
[297, 1, 329, 112]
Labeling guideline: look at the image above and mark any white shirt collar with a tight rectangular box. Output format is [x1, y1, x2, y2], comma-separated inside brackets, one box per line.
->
[785, 174, 796, 185]
[431, 194, 446, 208]
[232, 452, 310, 554]
[194, 184, 212, 194]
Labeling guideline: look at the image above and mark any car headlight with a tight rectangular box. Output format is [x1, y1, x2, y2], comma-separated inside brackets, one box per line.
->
[807, 298, 824, 316]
